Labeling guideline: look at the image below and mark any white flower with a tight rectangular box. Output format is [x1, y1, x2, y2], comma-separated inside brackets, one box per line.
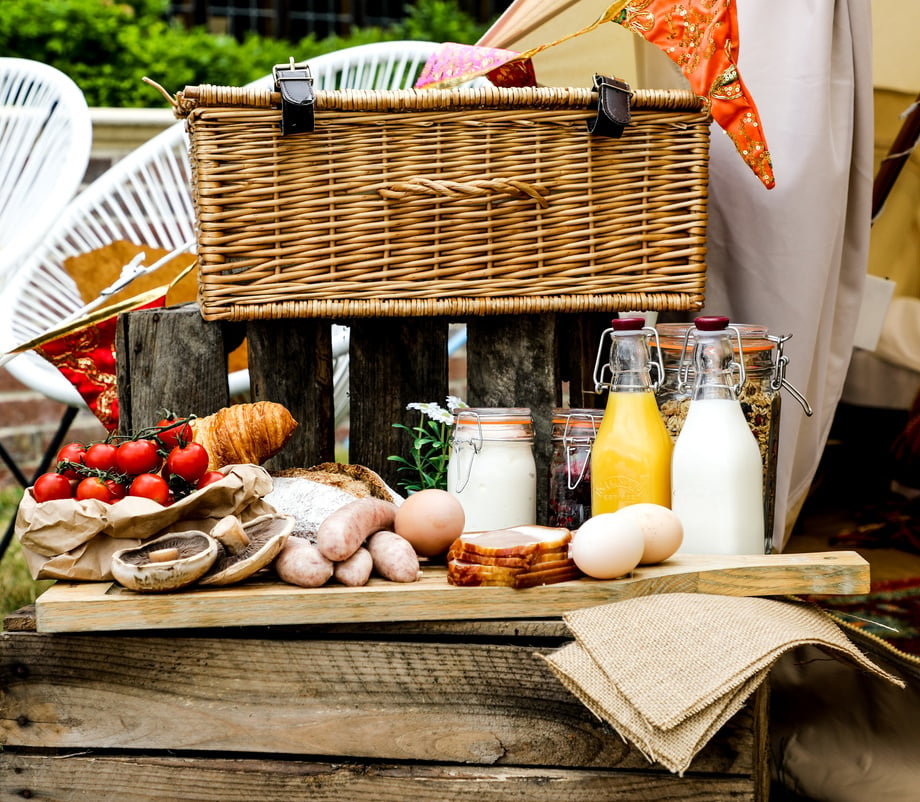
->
[446, 395, 468, 411]
[427, 406, 454, 425]
[407, 401, 453, 425]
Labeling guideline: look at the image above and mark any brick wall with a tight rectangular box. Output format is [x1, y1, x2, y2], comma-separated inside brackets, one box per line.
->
[0, 367, 107, 490]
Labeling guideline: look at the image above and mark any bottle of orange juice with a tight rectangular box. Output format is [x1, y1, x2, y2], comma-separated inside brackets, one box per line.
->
[590, 317, 673, 514]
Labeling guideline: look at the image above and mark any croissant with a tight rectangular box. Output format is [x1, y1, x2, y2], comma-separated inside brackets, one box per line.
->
[190, 402, 298, 470]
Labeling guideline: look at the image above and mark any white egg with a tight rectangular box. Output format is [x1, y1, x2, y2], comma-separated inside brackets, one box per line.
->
[571, 511, 645, 579]
[617, 503, 684, 565]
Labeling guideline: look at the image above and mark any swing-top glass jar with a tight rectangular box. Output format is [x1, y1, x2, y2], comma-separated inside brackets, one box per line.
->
[446, 407, 537, 533]
[547, 408, 604, 529]
[654, 321, 812, 552]
[590, 317, 673, 515]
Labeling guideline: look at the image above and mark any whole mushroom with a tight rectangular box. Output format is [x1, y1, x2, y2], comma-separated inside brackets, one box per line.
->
[198, 513, 294, 586]
[111, 532, 219, 592]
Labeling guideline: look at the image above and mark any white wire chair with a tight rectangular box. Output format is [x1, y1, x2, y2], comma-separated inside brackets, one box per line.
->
[0, 40, 447, 415]
[0, 58, 92, 290]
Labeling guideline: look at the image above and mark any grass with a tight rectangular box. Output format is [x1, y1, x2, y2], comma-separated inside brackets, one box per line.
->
[0, 487, 54, 625]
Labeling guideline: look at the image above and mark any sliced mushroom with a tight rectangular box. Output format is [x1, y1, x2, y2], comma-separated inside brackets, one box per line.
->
[111, 532, 219, 592]
[198, 513, 295, 586]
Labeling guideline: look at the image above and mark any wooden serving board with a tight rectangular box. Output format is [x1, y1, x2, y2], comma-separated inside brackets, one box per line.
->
[33, 551, 869, 633]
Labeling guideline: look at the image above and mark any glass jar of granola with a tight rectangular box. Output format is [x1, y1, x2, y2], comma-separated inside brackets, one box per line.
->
[654, 323, 811, 553]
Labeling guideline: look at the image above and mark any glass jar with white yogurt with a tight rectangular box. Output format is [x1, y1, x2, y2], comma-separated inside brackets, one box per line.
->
[446, 407, 536, 533]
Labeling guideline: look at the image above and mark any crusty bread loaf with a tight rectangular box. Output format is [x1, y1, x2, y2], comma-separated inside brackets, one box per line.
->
[274, 462, 401, 504]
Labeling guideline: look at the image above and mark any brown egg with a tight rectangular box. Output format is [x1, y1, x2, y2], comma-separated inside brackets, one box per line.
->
[394, 489, 466, 558]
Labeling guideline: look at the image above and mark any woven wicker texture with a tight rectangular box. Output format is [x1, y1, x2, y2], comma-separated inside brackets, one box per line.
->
[177, 84, 711, 320]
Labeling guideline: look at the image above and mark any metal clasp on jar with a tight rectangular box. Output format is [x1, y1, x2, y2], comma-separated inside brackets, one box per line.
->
[767, 333, 814, 416]
[450, 409, 485, 493]
[561, 412, 599, 490]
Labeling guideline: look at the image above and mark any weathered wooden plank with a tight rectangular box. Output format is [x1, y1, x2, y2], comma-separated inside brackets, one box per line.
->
[116, 304, 232, 434]
[465, 314, 560, 522]
[246, 319, 335, 469]
[0, 753, 760, 801]
[32, 552, 869, 633]
[349, 318, 449, 491]
[0, 629, 761, 779]
[558, 312, 609, 410]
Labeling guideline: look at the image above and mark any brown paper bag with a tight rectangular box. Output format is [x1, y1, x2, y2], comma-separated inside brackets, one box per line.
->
[15, 464, 275, 581]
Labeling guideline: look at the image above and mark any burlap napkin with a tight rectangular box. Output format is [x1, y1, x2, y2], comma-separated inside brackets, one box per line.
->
[540, 593, 904, 775]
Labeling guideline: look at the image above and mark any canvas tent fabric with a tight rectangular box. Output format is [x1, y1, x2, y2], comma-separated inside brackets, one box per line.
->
[479, 0, 873, 550]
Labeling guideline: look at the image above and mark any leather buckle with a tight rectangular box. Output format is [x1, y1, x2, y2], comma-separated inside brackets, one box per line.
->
[587, 74, 631, 138]
[273, 58, 315, 136]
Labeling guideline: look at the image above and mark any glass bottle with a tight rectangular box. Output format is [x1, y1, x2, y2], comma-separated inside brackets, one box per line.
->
[671, 316, 764, 555]
[547, 408, 603, 529]
[654, 322, 811, 553]
[590, 317, 673, 515]
[446, 407, 537, 532]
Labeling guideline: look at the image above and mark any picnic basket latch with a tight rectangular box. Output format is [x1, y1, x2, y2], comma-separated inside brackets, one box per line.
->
[273, 58, 315, 136]
[588, 74, 631, 138]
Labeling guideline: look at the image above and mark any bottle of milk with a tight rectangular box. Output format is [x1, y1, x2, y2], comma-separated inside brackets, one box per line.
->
[671, 316, 765, 554]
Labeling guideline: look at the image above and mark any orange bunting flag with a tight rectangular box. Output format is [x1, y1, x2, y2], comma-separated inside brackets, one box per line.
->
[612, 0, 774, 189]
[418, 0, 773, 188]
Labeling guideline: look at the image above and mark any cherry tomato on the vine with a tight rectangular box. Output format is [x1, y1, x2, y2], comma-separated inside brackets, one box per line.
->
[105, 479, 128, 501]
[116, 439, 162, 476]
[166, 442, 210, 484]
[84, 442, 119, 473]
[55, 442, 86, 478]
[75, 476, 114, 503]
[33, 472, 74, 502]
[129, 473, 170, 505]
[195, 470, 225, 490]
[154, 417, 193, 452]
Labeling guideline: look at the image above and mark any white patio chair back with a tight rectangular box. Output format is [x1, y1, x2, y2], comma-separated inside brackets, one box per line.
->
[0, 58, 92, 290]
[0, 41, 450, 414]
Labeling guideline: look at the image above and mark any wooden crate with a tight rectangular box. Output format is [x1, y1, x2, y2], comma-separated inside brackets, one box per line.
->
[0, 609, 771, 801]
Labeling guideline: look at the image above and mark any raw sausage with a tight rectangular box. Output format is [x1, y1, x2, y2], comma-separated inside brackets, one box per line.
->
[315, 498, 398, 561]
[274, 537, 335, 588]
[367, 530, 421, 583]
[333, 546, 373, 587]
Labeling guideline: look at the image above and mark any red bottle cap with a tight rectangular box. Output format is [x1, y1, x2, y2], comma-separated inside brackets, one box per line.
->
[694, 315, 730, 331]
[611, 317, 645, 331]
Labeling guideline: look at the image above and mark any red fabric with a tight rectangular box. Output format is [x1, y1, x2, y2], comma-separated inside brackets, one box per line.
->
[35, 296, 166, 431]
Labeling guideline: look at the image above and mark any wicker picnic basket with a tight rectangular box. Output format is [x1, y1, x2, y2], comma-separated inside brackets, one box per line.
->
[175, 78, 711, 321]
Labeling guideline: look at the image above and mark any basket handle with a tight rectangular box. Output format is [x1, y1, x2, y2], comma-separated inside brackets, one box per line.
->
[378, 177, 548, 207]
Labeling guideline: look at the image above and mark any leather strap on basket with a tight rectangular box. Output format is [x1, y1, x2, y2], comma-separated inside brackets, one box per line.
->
[587, 74, 631, 138]
[273, 59, 315, 136]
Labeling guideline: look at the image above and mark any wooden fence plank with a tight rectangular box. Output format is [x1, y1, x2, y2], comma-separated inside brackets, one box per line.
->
[349, 318, 449, 492]
[116, 304, 232, 434]
[247, 318, 334, 469]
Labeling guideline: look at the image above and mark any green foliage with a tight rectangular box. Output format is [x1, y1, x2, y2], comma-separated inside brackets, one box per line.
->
[0, 0, 490, 108]
[394, 0, 487, 45]
[0, 488, 53, 626]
